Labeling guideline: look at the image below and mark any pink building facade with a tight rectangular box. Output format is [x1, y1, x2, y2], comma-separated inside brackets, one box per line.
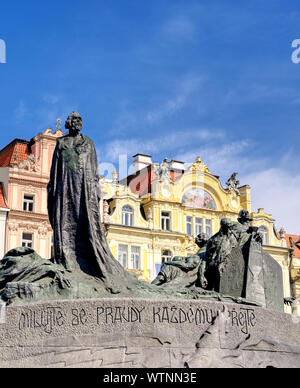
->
[0, 128, 63, 259]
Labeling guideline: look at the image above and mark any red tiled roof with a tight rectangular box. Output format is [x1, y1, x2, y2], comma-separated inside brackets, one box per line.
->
[122, 166, 185, 196]
[0, 139, 30, 167]
[0, 183, 8, 209]
[285, 234, 300, 258]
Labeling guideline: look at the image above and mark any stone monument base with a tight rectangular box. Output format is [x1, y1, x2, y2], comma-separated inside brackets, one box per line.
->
[0, 298, 299, 368]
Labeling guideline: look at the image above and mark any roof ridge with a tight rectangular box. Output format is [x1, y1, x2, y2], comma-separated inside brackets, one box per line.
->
[0, 138, 29, 155]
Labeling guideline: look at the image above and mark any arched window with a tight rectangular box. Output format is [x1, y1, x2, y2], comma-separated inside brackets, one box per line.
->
[122, 205, 133, 226]
[162, 250, 172, 264]
[259, 226, 269, 245]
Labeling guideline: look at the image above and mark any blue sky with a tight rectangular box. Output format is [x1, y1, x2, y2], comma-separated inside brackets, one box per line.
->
[0, 0, 300, 233]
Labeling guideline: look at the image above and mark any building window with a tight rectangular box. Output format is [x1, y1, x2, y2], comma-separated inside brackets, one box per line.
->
[118, 244, 128, 267]
[162, 250, 172, 263]
[23, 195, 34, 212]
[122, 206, 133, 226]
[205, 219, 212, 237]
[161, 212, 171, 231]
[22, 233, 33, 248]
[195, 218, 203, 236]
[130, 246, 141, 270]
[186, 217, 192, 236]
[259, 226, 269, 245]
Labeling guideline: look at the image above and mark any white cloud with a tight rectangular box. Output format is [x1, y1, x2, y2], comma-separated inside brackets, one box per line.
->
[99, 138, 155, 162]
[146, 75, 204, 124]
[244, 168, 300, 234]
[100, 128, 225, 162]
[175, 139, 255, 178]
[111, 74, 205, 134]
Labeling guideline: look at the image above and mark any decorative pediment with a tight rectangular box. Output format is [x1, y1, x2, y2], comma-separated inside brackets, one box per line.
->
[18, 154, 41, 173]
[190, 157, 210, 174]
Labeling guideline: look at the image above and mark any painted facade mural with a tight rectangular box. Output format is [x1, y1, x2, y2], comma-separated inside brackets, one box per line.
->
[182, 189, 216, 210]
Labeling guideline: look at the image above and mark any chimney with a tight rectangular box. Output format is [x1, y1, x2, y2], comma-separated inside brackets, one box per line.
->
[169, 159, 185, 171]
[133, 154, 152, 172]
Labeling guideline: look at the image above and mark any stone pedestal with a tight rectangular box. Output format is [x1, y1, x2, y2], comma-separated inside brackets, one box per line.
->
[0, 298, 299, 368]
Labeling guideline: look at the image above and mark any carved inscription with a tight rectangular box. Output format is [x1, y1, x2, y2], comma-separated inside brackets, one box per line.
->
[16, 304, 257, 336]
[19, 307, 64, 334]
[97, 306, 145, 324]
[229, 307, 256, 335]
[72, 308, 88, 326]
[153, 306, 216, 325]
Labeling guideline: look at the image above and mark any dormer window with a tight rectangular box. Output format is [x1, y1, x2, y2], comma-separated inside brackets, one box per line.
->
[259, 226, 269, 245]
[122, 205, 133, 226]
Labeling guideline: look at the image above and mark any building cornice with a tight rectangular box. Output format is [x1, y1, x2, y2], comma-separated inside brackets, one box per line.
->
[0, 207, 10, 212]
[107, 223, 186, 238]
[9, 177, 48, 187]
[8, 210, 49, 221]
[263, 245, 290, 254]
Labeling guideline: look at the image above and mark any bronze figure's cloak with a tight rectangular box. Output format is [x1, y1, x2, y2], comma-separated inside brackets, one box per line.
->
[47, 134, 124, 281]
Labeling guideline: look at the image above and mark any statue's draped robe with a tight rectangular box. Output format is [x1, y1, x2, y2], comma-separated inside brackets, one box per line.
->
[47, 134, 125, 283]
[0, 248, 67, 295]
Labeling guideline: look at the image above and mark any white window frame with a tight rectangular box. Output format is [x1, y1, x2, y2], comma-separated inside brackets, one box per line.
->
[118, 244, 128, 268]
[22, 232, 34, 248]
[195, 217, 203, 236]
[259, 226, 269, 245]
[23, 194, 35, 212]
[205, 219, 212, 237]
[186, 216, 193, 236]
[161, 211, 171, 231]
[162, 250, 172, 264]
[122, 205, 134, 227]
[130, 246, 141, 270]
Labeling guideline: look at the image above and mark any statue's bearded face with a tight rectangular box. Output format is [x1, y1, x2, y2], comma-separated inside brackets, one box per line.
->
[70, 117, 82, 133]
[220, 219, 232, 233]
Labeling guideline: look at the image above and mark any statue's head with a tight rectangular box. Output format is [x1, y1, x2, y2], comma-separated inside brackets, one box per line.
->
[195, 233, 209, 248]
[65, 112, 83, 135]
[220, 218, 232, 233]
[238, 209, 252, 225]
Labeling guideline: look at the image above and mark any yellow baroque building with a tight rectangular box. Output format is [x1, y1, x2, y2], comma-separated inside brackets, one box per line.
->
[100, 154, 295, 314]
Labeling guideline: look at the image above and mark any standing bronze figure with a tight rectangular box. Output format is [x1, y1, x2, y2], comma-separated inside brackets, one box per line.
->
[48, 112, 125, 282]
